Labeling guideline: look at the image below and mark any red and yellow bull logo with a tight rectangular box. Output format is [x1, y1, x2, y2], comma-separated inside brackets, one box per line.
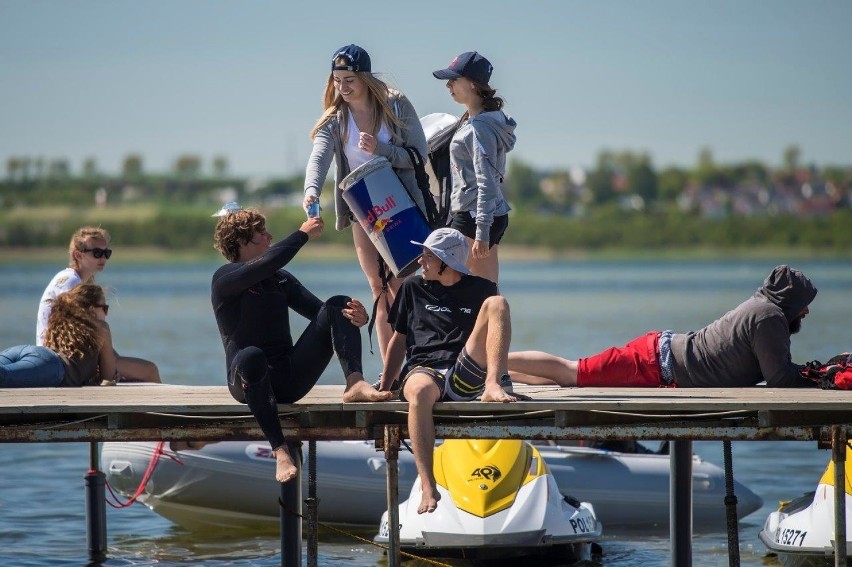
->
[372, 218, 390, 234]
[363, 196, 397, 225]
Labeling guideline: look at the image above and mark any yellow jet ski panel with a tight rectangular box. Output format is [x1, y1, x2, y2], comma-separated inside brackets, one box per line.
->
[434, 439, 543, 518]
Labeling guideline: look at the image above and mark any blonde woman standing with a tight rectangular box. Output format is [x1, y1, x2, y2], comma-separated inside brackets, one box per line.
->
[303, 44, 428, 364]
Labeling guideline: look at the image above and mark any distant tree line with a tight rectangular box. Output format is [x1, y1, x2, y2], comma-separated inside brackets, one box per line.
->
[2, 146, 851, 253]
[5, 153, 230, 182]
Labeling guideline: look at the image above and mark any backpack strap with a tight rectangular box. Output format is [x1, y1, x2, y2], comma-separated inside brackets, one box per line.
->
[365, 252, 394, 355]
[402, 146, 441, 229]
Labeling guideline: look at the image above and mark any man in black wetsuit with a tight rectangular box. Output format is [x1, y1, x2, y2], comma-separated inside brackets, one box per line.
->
[212, 206, 391, 483]
[377, 228, 517, 515]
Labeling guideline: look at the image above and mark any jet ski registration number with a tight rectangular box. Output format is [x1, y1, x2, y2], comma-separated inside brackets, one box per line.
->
[775, 529, 807, 547]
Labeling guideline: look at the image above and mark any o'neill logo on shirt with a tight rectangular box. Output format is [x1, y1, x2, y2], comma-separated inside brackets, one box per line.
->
[426, 305, 472, 314]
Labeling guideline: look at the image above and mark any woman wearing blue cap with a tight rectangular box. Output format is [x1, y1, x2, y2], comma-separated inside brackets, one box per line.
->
[433, 51, 517, 284]
[304, 44, 429, 362]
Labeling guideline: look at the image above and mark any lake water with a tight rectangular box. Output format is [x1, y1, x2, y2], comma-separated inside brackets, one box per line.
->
[1, 257, 851, 566]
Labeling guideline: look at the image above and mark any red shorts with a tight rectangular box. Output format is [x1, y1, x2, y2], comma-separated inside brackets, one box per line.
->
[577, 331, 665, 387]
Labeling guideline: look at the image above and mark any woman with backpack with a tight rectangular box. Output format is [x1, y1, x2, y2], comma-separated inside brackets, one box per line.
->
[303, 44, 429, 363]
[433, 51, 517, 284]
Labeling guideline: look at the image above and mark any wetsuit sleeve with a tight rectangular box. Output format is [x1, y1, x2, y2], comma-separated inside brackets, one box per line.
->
[753, 315, 811, 387]
[213, 230, 309, 301]
[283, 271, 324, 320]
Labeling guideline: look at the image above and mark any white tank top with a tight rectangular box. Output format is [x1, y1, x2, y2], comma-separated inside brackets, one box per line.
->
[343, 112, 391, 170]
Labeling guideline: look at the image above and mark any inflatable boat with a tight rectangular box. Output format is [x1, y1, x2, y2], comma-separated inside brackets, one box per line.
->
[101, 440, 762, 532]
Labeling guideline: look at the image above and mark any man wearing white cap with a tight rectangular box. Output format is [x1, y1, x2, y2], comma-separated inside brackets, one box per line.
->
[378, 227, 517, 515]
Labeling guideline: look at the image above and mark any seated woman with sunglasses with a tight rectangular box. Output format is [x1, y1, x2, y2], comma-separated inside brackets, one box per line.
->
[2, 284, 123, 387]
[35, 226, 160, 383]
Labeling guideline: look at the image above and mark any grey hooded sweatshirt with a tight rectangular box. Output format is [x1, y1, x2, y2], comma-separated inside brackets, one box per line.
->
[670, 265, 818, 388]
[449, 110, 517, 242]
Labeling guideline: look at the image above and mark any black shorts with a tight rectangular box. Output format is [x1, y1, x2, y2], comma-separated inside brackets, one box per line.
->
[449, 212, 508, 248]
[399, 348, 486, 402]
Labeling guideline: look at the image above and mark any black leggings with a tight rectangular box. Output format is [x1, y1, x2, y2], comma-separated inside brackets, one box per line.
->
[227, 295, 362, 449]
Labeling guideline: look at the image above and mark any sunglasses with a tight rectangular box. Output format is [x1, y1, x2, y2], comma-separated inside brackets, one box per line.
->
[93, 303, 110, 315]
[82, 247, 113, 259]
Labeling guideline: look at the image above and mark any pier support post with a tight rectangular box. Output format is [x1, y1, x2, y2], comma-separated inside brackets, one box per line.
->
[722, 440, 741, 567]
[306, 440, 318, 567]
[832, 425, 847, 567]
[85, 441, 107, 563]
[280, 441, 302, 567]
[670, 440, 693, 567]
[384, 425, 401, 567]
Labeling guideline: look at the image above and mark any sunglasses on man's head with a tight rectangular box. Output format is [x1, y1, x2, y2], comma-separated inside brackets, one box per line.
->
[82, 247, 113, 259]
[93, 303, 110, 315]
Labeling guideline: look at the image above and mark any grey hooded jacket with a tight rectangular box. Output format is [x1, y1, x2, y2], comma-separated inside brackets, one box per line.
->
[449, 110, 517, 242]
[670, 265, 818, 388]
[303, 90, 428, 231]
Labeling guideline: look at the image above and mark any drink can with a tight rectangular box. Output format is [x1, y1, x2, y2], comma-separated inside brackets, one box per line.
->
[307, 202, 320, 218]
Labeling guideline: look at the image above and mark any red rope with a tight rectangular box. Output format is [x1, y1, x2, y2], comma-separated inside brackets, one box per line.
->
[104, 441, 181, 509]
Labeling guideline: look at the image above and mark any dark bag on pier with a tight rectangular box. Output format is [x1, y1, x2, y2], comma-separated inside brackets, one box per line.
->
[402, 146, 442, 230]
[800, 353, 852, 389]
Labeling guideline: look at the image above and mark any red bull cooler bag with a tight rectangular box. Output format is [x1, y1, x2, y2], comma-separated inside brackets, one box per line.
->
[340, 156, 431, 277]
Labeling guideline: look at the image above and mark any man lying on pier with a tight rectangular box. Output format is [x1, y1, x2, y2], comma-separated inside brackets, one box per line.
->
[378, 228, 517, 514]
[211, 204, 391, 483]
[508, 264, 819, 389]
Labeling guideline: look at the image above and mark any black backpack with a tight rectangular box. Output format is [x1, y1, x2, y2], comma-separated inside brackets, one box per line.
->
[403, 113, 458, 230]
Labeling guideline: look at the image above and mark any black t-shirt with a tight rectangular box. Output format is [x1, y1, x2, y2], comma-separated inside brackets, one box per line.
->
[211, 230, 322, 370]
[388, 274, 499, 369]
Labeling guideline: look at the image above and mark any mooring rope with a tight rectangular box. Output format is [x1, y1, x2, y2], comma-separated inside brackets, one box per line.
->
[103, 441, 183, 508]
[277, 498, 453, 567]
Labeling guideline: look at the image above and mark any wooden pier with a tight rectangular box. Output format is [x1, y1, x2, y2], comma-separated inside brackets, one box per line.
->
[2, 383, 851, 566]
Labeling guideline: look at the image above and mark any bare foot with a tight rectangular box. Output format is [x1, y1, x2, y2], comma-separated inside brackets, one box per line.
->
[417, 483, 441, 514]
[343, 380, 393, 403]
[274, 445, 298, 483]
[480, 382, 517, 403]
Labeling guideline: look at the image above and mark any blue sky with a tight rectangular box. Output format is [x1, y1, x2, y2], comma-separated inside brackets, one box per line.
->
[2, 1, 850, 178]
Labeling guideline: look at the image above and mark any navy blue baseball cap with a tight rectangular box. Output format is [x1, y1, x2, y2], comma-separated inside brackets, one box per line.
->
[332, 44, 371, 73]
[433, 51, 493, 84]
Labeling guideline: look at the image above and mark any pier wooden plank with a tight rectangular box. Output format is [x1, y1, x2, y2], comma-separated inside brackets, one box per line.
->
[2, 383, 851, 414]
[1, 384, 851, 445]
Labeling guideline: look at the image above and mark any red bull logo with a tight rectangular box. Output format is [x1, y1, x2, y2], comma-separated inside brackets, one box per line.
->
[363, 196, 397, 225]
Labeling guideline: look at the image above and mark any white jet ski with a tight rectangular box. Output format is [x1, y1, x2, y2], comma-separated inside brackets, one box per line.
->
[759, 446, 852, 566]
[374, 438, 602, 561]
[101, 439, 762, 532]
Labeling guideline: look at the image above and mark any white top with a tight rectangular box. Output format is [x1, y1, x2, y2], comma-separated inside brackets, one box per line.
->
[343, 112, 390, 171]
[36, 267, 82, 345]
